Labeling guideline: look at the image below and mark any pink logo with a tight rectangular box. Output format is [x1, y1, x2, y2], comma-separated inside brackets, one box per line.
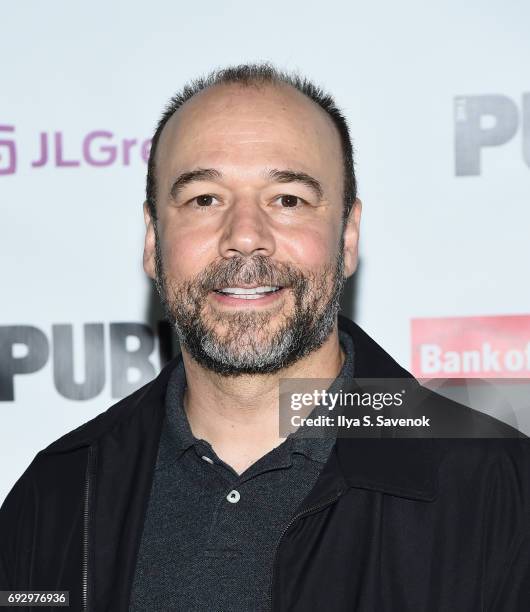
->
[0, 126, 151, 175]
[30, 131, 151, 168]
[411, 314, 530, 378]
[0, 125, 16, 175]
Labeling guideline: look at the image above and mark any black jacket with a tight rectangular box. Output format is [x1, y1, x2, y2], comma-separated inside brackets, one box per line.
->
[1, 315, 529, 611]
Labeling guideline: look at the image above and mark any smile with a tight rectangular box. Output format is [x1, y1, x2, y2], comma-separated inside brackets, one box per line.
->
[214, 285, 281, 298]
[211, 286, 287, 306]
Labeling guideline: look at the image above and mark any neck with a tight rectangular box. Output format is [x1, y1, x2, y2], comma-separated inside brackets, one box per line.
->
[180, 321, 345, 475]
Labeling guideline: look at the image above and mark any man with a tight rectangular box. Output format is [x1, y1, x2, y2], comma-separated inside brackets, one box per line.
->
[1, 63, 529, 611]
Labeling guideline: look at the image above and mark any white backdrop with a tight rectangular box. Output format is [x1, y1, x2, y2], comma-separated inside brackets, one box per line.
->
[2, 0, 530, 503]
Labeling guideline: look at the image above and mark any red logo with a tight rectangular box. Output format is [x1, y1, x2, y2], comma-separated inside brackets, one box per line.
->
[411, 315, 530, 378]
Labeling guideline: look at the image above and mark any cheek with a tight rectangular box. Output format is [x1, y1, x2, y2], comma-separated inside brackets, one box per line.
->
[279, 225, 337, 271]
[158, 213, 341, 280]
[159, 224, 216, 281]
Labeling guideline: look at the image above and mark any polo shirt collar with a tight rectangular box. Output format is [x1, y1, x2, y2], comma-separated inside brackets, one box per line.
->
[163, 328, 355, 467]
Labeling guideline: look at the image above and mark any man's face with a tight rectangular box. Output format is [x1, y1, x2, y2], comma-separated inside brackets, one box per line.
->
[143, 82, 360, 375]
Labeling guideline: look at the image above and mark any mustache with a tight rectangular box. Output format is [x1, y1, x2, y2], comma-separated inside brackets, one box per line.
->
[196, 255, 306, 292]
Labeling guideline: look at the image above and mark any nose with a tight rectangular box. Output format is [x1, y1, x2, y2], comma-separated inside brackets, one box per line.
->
[218, 196, 275, 258]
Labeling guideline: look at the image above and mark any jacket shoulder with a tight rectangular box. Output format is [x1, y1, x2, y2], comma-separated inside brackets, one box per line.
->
[434, 436, 530, 528]
[436, 436, 530, 604]
[0, 451, 41, 588]
[436, 436, 530, 476]
[0, 355, 179, 587]
[41, 355, 179, 454]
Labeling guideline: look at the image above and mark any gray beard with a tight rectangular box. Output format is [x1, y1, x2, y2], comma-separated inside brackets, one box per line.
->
[154, 227, 346, 376]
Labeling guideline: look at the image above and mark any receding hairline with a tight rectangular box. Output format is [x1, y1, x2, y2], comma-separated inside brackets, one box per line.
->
[146, 63, 357, 223]
[153, 79, 342, 171]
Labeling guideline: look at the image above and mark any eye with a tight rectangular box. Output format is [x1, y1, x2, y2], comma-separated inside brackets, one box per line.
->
[192, 194, 217, 207]
[277, 195, 305, 208]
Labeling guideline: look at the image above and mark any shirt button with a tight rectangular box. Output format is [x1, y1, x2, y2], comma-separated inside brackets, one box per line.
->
[226, 490, 241, 504]
[201, 455, 214, 464]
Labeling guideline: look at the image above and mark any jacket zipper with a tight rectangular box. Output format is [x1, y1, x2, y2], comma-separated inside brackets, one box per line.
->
[82, 445, 95, 612]
[268, 489, 345, 612]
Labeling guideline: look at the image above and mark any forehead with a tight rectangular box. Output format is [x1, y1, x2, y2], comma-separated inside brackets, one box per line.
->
[155, 82, 343, 186]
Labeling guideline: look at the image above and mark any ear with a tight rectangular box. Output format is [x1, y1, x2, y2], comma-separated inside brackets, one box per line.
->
[342, 198, 362, 278]
[143, 201, 157, 280]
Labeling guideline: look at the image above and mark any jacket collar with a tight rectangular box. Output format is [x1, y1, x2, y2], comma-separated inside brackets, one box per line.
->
[333, 315, 438, 502]
[43, 314, 438, 502]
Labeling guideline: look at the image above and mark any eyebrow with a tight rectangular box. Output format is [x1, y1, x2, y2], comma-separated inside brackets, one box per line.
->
[267, 169, 324, 200]
[170, 168, 221, 200]
[169, 167, 324, 201]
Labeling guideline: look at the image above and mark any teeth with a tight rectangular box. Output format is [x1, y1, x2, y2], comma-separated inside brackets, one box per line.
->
[218, 286, 279, 295]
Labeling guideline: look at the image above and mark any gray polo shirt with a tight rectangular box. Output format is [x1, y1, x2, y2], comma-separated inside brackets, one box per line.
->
[130, 329, 354, 611]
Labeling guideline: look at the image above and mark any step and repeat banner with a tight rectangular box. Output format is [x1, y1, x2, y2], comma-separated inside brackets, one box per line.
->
[1, 0, 529, 502]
